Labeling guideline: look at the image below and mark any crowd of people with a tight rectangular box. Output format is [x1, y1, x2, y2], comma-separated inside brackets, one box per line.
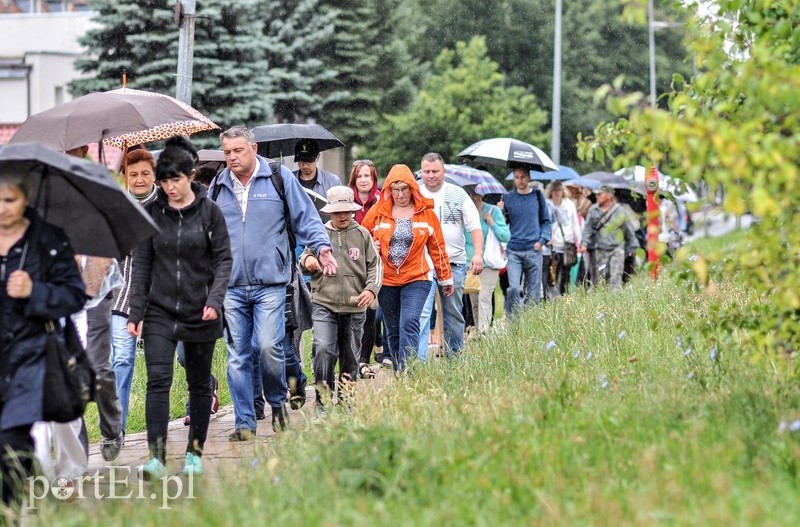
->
[0, 125, 654, 518]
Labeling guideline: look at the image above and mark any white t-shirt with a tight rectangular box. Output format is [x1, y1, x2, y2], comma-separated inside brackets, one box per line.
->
[420, 182, 481, 265]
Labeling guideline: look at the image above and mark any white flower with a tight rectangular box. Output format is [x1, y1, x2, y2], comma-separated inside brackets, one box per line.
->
[684, 348, 693, 357]
[596, 313, 605, 321]
[710, 348, 718, 361]
[687, 372, 695, 379]
[791, 420, 800, 432]
[778, 420, 788, 433]
[586, 352, 593, 360]
[618, 331, 626, 339]
[545, 340, 556, 351]
[573, 350, 581, 359]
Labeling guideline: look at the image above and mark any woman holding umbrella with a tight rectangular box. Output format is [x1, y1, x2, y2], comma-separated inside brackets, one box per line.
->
[127, 146, 232, 479]
[0, 172, 85, 514]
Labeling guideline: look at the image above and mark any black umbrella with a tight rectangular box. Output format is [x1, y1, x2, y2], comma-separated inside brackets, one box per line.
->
[0, 142, 160, 258]
[303, 187, 330, 223]
[458, 137, 558, 172]
[251, 124, 344, 158]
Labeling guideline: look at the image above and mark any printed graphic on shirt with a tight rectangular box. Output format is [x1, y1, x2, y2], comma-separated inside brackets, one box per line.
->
[348, 247, 360, 261]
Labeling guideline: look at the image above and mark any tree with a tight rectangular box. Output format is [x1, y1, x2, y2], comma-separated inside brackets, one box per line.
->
[312, 0, 419, 157]
[578, 0, 800, 361]
[259, 0, 337, 123]
[70, 0, 176, 95]
[364, 36, 549, 171]
[399, 0, 693, 170]
[71, 0, 273, 146]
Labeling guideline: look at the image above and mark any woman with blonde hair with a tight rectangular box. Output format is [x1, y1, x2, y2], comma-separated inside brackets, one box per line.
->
[546, 180, 581, 296]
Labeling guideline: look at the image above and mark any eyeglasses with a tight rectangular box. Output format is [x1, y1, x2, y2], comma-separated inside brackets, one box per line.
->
[391, 186, 410, 194]
[352, 159, 374, 167]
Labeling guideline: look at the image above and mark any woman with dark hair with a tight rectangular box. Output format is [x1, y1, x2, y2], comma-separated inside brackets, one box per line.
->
[0, 172, 85, 515]
[348, 160, 388, 372]
[128, 146, 232, 479]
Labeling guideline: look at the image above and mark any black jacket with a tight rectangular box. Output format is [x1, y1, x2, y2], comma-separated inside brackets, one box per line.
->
[0, 209, 85, 430]
[128, 183, 232, 342]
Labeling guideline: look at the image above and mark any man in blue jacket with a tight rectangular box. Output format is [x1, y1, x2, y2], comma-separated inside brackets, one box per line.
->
[212, 125, 338, 440]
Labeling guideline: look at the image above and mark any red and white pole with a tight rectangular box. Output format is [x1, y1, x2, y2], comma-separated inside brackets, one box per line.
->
[645, 165, 660, 279]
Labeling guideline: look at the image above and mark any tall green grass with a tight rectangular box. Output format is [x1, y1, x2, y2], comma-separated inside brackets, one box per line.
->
[35, 230, 800, 525]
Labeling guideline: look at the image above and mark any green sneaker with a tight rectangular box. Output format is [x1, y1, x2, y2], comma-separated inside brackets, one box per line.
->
[182, 452, 204, 476]
[138, 458, 167, 481]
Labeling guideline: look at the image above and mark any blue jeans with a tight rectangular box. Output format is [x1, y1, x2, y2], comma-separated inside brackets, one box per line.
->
[111, 314, 136, 433]
[379, 280, 432, 371]
[505, 248, 543, 314]
[417, 263, 467, 358]
[416, 280, 437, 360]
[224, 285, 287, 432]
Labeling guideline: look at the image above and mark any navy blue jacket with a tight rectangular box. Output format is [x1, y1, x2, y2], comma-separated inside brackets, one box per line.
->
[210, 157, 331, 287]
[0, 210, 85, 430]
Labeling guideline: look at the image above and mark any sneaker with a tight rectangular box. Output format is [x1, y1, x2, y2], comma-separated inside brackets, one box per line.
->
[271, 404, 288, 433]
[381, 357, 393, 368]
[255, 407, 266, 421]
[183, 415, 191, 426]
[100, 432, 123, 462]
[138, 458, 167, 481]
[228, 428, 255, 442]
[288, 376, 307, 410]
[182, 452, 204, 476]
[210, 375, 220, 414]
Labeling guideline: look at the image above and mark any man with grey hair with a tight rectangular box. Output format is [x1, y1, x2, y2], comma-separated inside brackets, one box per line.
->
[211, 125, 337, 440]
[417, 152, 483, 358]
[579, 185, 638, 290]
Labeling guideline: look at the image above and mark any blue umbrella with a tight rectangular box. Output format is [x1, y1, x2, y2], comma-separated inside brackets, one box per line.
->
[505, 164, 580, 181]
[564, 176, 601, 190]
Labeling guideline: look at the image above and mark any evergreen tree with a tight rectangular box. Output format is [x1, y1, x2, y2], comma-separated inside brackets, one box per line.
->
[193, 0, 274, 133]
[315, 0, 419, 157]
[69, 0, 176, 95]
[259, 0, 337, 123]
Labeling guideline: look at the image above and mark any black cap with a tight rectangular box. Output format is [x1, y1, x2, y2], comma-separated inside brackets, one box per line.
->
[294, 139, 320, 162]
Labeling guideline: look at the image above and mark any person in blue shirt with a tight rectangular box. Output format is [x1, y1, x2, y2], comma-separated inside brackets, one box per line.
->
[501, 165, 552, 314]
[211, 126, 338, 440]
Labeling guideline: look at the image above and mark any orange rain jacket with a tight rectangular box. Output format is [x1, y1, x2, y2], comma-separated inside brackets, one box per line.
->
[361, 164, 453, 288]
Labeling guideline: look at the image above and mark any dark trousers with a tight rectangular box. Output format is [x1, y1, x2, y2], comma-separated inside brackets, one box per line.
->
[86, 295, 122, 441]
[143, 335, 214, 462]
[0, 423, 33, 515]
[358, 307, 381, 364]
[311, 304, 365, 402]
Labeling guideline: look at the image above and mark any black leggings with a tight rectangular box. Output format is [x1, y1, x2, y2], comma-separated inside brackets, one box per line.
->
[143, 335, 214, 462]
[0, 423, 33, 515]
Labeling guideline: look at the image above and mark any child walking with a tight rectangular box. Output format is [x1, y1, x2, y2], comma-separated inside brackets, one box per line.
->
[300, 186, 382, 408]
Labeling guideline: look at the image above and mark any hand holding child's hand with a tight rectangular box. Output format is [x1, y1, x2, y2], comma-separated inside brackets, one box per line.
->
[305, 256, 321, 273]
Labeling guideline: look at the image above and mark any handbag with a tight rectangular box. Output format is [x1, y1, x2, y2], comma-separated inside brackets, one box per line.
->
[464, 272, 482, 294]
[556, 215, 578, 267]
[483, 228, 508, 270]
[42, 318, 96, 423]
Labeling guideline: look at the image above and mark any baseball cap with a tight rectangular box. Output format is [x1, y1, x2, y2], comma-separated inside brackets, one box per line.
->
[294, 139, 320, 162]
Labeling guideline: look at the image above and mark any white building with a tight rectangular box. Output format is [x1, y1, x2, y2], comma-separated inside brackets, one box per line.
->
[0, 1, 95, 131]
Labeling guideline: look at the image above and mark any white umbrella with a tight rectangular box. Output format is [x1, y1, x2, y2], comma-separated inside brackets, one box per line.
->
[458, 137, 558, 173]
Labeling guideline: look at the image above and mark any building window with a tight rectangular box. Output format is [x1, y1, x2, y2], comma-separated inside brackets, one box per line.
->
[55, 85, 64, 105]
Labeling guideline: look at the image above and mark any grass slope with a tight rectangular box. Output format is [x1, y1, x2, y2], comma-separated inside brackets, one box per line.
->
[48, 230, 800, 526]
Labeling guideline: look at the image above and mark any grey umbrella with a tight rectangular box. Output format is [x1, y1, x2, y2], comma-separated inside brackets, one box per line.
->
[0, 142, 160, 258]
[251, 124, 344, 158]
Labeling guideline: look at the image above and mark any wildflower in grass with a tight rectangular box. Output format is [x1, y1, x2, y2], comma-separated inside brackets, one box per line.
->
[599, 374, 609, 389]
[687, 372, 695, 379]
[778, 421, 788, 433]
[586, 352, 593, 360]
[791, 420, 800, 432]
[710, 348, 718, 361]
[250, 458, 260, 469]
[688, 254, 698, 261]
[618, 331, 626, 339]
[684, 348, 693, 357]
[596, 313, 605, 321]
[676, 335, 684, 349]
[545, 340, 556, 351]
[573, 350, 581, 359]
